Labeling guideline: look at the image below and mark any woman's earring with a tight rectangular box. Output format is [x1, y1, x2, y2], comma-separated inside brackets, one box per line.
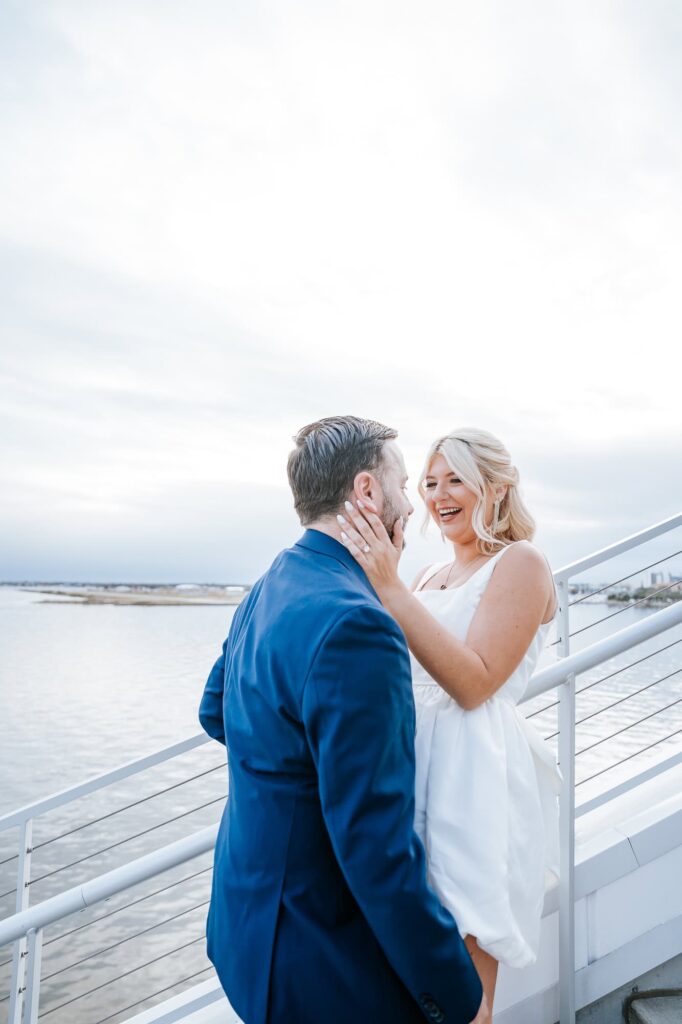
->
[491, 500, 500, 535]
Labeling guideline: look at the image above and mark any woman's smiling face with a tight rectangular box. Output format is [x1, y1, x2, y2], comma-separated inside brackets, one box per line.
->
[422, 452, 481, 543]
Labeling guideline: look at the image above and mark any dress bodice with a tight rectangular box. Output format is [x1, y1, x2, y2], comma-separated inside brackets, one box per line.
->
[409, 543, 557, 707]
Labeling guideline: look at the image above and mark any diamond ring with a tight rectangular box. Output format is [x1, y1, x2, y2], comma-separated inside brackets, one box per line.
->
[363, 544, 370, 553]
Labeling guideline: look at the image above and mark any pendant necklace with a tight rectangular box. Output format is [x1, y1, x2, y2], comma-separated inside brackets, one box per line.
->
[440, 553, 487, 589]
[440, 561, 456, 589]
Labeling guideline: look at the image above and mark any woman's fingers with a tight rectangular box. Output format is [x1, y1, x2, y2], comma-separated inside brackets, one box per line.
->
[356, 499, 390, 541]
[337, 517, 371, 554]
[339, 530, 369, 562]
[340, 501, 376, 547]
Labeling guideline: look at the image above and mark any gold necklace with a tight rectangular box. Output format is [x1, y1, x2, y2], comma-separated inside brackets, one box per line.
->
[439, 553, 488, 589]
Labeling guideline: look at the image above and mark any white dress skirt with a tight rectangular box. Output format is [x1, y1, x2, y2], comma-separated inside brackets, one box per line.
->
[411, 543, 562, 969]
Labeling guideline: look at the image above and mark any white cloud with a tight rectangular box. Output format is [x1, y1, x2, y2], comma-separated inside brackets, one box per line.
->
[1, 0, 680, 580]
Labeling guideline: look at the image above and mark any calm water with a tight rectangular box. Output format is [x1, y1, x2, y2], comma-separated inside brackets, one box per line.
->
[0, 587, 237, 814]
[0, 586, 680, 1023]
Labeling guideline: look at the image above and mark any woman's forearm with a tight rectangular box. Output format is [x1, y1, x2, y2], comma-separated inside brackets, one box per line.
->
[380, 582, 493, 710]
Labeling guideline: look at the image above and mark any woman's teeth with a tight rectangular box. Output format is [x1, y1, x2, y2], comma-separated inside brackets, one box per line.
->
[438, 507, 462, 520]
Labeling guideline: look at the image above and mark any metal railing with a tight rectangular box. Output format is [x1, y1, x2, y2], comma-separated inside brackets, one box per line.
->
[1, 511, 681, 1024]
[546, 510, 682, 1024]
[0, 735, 224, 1024]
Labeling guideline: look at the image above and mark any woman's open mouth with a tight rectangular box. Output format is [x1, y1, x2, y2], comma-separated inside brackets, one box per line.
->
[438, 507, 462, 522]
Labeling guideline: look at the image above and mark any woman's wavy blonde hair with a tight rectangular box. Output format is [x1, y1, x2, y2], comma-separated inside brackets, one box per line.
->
[418, 428, 535, 554]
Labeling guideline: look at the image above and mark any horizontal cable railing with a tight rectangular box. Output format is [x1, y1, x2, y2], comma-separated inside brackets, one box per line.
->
[526, 637, 682, 720]
[31, 762, 225, 853]
[0, 826, 218, 1022]
[26, 795, 224, 889]
[542, 518, 682, 831]
[0, 732, 225, 1024]
[89, 966, 215, 1024]
[553, 511, 682, 581]
[568, 549, 682, 606]
[0, 734, 213, 836]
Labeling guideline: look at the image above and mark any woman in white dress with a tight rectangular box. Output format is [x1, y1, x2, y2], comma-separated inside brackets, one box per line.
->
[336, 427, 561, 1013]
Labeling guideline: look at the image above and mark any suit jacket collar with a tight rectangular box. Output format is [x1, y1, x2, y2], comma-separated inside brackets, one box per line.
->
[295, 529, 378, 598]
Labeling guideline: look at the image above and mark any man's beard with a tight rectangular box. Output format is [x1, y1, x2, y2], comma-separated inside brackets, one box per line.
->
[382, 493, 407, 549]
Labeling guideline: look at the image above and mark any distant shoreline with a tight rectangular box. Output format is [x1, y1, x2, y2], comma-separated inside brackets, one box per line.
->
[4, 584, 249, 606]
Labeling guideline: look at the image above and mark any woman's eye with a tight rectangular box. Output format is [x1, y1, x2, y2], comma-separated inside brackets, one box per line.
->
[424, 482, 435, 489]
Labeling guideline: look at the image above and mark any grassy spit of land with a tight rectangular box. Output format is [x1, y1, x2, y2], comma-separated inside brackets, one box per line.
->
[13, 584, 249, 606]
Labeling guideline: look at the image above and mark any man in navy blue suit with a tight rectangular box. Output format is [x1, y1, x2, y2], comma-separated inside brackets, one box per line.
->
[199, 416, 488, 1024]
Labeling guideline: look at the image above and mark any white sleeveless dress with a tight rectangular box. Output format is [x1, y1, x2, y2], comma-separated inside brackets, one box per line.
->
[411, 543, 562, 969]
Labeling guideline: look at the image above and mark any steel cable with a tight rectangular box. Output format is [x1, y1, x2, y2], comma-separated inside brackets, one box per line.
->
[543, 666, 682, 740]
[28, 796, 224, 887]
[41, 865, 213, 951]
[568, 550, 682, 606]
[38, 935, 204, 1017]
[525, 637, 682, 719]
[575, 697, 682, 757]
[550, 581, 682, 647]
[41, 900, 210, 982]
[32, 763, 225, 852]
[577, 726, 682, 786]
[88, 964, 215, 1024]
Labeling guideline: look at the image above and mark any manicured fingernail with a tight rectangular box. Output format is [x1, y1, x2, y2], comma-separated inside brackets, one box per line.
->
[344, 500, 353, 511]
[340, 531, 349, 542]
[357, 499, 365, 508]
[336, 514, 347, 524]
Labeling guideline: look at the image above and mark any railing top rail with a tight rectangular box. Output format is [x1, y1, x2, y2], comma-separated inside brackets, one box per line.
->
[553, 511, 682, 581]
[0, 824, 218, 947]
[521, 600, 682, 703]
[0, 733, 211, 834]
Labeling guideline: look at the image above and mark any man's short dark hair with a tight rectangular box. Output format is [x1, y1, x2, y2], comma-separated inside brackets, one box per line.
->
[287, 415, 398, 525]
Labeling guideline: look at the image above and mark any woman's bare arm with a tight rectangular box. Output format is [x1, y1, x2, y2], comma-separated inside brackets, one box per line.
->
[338, 503, 554, 710]
[382, 543, 553, 708]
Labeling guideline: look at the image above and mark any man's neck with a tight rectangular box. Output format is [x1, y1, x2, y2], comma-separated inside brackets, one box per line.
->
[304, 518, 339, 541]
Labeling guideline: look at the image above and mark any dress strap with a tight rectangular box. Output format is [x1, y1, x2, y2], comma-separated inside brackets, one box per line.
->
[415, 561, 450, 591]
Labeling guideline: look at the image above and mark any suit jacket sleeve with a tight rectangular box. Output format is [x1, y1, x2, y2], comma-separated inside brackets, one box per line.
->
[199, 636, 229, 745]
[301, 604, 483, 1024]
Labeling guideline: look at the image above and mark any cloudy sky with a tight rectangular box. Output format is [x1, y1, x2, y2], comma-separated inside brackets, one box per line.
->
[1, 1, 680, 586]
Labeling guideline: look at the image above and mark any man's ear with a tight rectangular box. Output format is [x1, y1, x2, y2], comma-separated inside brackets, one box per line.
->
[353, 471, 380, 505]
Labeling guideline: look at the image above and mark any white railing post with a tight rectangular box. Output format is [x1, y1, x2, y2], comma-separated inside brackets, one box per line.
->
[558, 671, 576, 1024]
[23, 927, 44, 1024]
[556, 578, 576, 1024]
[8, 818, 33, 1024]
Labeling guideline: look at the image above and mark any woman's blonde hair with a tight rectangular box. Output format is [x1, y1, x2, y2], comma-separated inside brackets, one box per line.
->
[418, 428, 535, 554]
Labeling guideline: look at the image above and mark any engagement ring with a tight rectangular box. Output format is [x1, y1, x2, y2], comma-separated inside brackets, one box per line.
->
[363, 544, 370, 552]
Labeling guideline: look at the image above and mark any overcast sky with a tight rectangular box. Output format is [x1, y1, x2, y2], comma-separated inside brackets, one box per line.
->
[1, 1, 680, 586]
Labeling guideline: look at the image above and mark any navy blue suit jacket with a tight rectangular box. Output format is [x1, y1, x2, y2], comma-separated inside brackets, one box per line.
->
[199, 530, 483, 1024]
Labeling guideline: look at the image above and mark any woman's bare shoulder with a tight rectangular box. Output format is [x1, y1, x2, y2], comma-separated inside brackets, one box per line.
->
[495, 540, 553, 584]
[409, 564, 436, 592]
